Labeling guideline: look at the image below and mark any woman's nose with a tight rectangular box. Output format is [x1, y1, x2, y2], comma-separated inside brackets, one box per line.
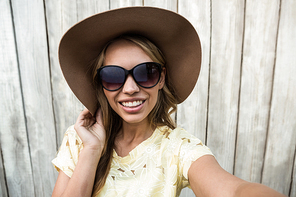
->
[122, 75, 140, 94]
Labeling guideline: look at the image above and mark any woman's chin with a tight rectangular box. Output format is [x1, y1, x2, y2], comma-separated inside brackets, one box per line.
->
[121, 115, 149, 126]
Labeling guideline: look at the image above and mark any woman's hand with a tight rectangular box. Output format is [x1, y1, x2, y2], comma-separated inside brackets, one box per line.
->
[74, 108, 106, 153]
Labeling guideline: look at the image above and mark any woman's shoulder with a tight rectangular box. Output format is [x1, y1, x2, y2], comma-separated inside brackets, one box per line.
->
[156, 126, 213, 181]
[64, 125, 76, 135]
[157, 126, 204, 144]
[157, 126, 212, 158]
[61, 125, 83, 147]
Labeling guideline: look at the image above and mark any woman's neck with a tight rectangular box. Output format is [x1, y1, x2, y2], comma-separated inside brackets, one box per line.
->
[121, 119, 154, 142]
[114, 119, 155, 157]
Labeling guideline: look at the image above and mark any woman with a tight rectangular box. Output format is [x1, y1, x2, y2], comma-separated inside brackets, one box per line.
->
[52, 7, 286, 197]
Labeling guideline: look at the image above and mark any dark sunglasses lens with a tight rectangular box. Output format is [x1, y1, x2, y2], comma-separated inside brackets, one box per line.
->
[133, 63, 160, 88]
[100, 67, 125, 90]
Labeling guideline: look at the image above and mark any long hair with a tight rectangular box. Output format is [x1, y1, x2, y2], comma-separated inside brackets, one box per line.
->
[91, 34, 177, 196]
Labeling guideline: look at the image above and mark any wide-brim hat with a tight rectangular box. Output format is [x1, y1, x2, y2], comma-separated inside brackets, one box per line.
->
[59, 6, 202, 115]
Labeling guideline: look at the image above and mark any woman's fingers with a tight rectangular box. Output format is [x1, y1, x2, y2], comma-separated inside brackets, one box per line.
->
[74, 108, 106, 151]
[75, 109, 95, 128]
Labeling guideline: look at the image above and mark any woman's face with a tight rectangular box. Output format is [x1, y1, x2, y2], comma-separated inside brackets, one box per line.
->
[102, 39, 165, 126]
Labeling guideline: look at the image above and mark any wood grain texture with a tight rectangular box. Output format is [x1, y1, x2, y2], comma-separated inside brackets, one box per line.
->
[0, 148, 8, 197]
[234, 0, 280, 183]
[0, 0, 35, 196]
[10, 0, 57, 196]
[144, 0, 177, 11]
[110, 0, 143, 9]
[177, 0, 211, 144]
[0, 2, 10, 196]
[291, 156, 296, 197]
[207, 0, 245, 173]
[261, 0, 296, 195]
[44, 0, 83, 148]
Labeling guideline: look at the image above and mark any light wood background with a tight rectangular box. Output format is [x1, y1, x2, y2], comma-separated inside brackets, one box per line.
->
[0, 0, 295, 196]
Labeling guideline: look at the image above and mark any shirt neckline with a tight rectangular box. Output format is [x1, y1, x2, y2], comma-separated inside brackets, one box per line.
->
[112, 126, 165, 163]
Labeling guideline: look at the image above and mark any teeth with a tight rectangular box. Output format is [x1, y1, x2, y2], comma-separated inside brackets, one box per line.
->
[121, 100, 143, 107]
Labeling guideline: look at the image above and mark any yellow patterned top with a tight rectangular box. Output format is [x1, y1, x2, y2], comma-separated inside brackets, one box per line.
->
[52, 125, 213, 196]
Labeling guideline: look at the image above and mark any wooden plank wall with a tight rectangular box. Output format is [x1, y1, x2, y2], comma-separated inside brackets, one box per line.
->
[0, 0, 295, 196]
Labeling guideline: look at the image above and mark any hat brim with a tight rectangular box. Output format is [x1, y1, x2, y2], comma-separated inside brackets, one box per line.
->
[59, 6, 201, 115]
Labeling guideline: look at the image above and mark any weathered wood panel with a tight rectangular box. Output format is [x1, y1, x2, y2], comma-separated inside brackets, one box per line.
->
[44, 0, 85, 148]
[234, 0, 280, 183]
[177, 0, 211, 143]
[261, 0, 296, 195]
[0, 0, 35, 196]
[0, 149, 7, 197]
[291, 156, 296, 197]
[76, 0, 110, 20]
[144, 0, 177, 11]
[9, 0, 57, 196]
[110, 0, 143, 9]
[207, 0, 245, 173]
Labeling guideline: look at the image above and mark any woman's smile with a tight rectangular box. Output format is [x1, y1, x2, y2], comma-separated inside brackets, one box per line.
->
[119, 100, 146, 113]
[120, 100, 144, 108]
[119, 100, 145, 108]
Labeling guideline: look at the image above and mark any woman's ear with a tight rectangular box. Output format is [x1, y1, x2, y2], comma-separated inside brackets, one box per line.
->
[158, 67, 166, 89]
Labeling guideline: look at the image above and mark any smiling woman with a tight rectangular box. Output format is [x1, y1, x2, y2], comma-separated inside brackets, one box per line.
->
[50, 6, 286, 197]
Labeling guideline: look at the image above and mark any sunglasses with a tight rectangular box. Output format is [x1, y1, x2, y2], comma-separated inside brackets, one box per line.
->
[97, 62, 163, 91]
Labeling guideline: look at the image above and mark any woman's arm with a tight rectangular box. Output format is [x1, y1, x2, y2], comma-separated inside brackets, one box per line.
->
[188, 155, 286, 197]
[52, 147, 102, 197]
[52, 109, 106, 197]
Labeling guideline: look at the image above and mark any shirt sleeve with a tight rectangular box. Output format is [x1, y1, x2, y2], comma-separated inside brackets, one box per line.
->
[52, 125, 83, 178]
[177, 128, 214, 188]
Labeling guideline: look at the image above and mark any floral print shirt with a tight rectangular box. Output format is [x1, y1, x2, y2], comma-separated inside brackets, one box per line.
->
[52, 125, 213, 196]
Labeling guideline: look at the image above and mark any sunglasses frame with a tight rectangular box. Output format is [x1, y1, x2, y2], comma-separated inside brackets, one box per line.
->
[97, 62, 163, 91]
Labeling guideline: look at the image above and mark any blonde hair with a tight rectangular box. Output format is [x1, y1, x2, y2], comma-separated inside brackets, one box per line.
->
[91, 34, 177, 196]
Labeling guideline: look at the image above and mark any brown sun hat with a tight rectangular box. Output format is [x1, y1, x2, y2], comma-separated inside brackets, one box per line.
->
[59, 6, 202, 115]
